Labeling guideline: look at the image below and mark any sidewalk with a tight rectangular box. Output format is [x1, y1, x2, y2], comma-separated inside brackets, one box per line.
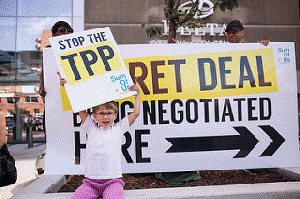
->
[0, 143, 46, 199]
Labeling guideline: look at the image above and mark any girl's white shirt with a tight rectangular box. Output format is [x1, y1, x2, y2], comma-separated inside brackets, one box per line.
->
[82, 115, 129, 179]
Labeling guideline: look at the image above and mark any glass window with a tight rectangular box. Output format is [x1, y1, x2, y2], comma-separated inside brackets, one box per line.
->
[0, 17, 17, 84]
[0, 17, 16, 51]
[18, 0, 72, 17]
[25, 96, 38, 102]
[15, 51, 41, 84]
[31, 97, 38, 102]
[16, 17, 72, 51]
[0, 0, 17, 16]
[15, 17, 72, 84]
[7, 97, 15, 103]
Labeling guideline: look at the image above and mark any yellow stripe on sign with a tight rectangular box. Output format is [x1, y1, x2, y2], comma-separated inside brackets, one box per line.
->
[59, 41, 123, 85]
[122, 48, 278, 102]
[60, 85, 72, 111]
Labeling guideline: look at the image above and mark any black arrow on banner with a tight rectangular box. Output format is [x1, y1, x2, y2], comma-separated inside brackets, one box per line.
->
[166, 126, 259, 158]
[259, 125, 285, 157]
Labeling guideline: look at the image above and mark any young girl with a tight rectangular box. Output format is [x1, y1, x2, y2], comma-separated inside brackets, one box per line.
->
[60, 77, 140, 199]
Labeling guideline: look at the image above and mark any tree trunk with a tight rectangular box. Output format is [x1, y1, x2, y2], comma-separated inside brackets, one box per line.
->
[168, 20, 177, 43]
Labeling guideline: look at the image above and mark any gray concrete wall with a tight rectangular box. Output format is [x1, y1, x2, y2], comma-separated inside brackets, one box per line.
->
[84, 0, 300, 69]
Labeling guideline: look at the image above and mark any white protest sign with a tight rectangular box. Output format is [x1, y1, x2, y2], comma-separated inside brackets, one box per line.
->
[49, 27, 135, 112]
[44, 43, 300, 175]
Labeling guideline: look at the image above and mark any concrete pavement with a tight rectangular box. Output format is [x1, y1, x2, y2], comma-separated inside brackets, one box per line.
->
[2, 143, 300, 199]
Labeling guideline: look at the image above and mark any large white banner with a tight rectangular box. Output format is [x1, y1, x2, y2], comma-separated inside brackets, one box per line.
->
[45, 42, 300, 175]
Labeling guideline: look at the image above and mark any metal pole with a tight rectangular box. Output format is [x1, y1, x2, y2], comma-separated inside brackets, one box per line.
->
[28, 124, 33, 148]
[15, 97, 22, 140]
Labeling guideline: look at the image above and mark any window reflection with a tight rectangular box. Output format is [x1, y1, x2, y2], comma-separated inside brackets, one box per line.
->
[0, 17, 17, 85]
[17, 17, 72, 51]
[18, 0, 72, 17]
[0, 0, 17, 16]
[15, 17, 72, 83]
[0, 17, 16, 51]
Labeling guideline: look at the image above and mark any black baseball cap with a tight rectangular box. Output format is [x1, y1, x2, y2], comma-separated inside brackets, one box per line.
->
[225, 20, 244, 32]
[51, 21, 73, 35]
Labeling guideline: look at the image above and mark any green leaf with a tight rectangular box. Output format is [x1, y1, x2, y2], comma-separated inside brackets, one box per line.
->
[146, 28, 153, 37]
[155, 27, 163, 35]
[141, 23, 146, 28]
[149, 30, 157, 38]
[220, 4, 226, 12]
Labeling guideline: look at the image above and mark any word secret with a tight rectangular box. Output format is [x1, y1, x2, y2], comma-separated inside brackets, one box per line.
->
[129, 56, 272, 95]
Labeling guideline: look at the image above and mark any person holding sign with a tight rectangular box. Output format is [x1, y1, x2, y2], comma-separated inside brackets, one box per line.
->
[39, 21, 73, 97]
[39, 21, 74, 137]
[60, 77, 141, 199]
[225, 20, 270, 46]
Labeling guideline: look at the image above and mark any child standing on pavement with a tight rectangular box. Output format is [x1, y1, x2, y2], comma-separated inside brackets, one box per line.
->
[60, 77, 141, 199]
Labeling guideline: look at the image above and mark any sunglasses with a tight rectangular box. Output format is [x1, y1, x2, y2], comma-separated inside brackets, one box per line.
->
[58, 27, 73, 34]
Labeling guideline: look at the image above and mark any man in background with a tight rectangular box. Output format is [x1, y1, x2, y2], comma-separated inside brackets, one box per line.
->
[225, 20, 270, 46]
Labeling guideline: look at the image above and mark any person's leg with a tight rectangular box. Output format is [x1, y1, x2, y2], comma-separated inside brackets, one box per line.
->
[71, 179, 99, 199]
[102, 180, 124, 199]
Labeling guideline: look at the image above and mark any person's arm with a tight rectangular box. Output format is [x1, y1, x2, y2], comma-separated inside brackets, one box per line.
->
[78, 110, 89, 124]
[38, 66, 46, 97]
[0, 112, 7, 149]
[128, 83, 141, 126]
[57, 72, 67, 86]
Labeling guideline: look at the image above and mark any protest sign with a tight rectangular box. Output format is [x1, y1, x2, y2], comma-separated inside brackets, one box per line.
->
[49, 27, 135, 112]
[44, 42, 300, 175]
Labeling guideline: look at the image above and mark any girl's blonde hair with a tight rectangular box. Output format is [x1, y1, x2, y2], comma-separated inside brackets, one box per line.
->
[92, 101, 118, 114]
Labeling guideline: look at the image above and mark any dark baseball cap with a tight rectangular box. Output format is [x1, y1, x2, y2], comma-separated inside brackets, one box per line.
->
[225, 20, 244, 32]
[52, 21, 73, 35]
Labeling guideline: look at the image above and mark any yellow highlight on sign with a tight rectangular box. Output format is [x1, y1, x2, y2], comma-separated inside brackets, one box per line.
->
[123, 48, 278, 102]
[60, 86, 72, 111]
[59, 41, 123, 85]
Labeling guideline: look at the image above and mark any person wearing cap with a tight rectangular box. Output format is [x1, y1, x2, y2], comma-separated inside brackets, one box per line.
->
[225, 20, 270, 46]
[38, 21, 73, 137]
[38, 21, 74, 97]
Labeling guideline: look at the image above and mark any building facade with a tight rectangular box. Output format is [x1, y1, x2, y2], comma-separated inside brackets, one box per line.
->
[84, 0, 300, 67]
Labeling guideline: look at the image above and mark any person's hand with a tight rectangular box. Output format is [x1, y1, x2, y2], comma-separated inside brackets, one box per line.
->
[57, 72, 67, 86]
[168, 38, 178, 44]
[38, 86, 46, 97]
[258, 40, 270, 46]
[129, 79, 140, 94]
[129, 84, 140, 93]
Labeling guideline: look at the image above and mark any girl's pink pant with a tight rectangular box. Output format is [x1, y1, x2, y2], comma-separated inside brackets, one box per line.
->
[71, 178, 125, 199]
